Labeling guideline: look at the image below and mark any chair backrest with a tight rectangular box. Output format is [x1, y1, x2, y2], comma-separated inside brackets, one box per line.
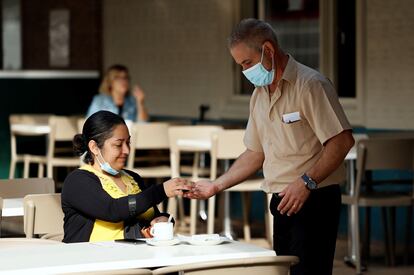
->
[49, 115, 80, 141]
[127, 122, 170, 168]
[355, 138, 414, 198]
[212, 129, 246, 159]
[168, 125, 222, 178]
[23, 193, 64, 238]
[356, 138, 414, 171]
[48, 116, 80, 158]
[132, 122, 170, 149]
[9, 114, 51, 126]
[210, 129, 246, 180]
[77, 117, 86, 133]
[168, 125, 223, 152]
[0, 178, 55, 198]
[152, 255, 299, 275]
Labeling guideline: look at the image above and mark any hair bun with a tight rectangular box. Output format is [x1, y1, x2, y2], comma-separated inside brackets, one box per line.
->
[73, 134, 88, 156]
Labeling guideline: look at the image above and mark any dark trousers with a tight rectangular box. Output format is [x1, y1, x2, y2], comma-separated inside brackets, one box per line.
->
[270, 184, 341, 275]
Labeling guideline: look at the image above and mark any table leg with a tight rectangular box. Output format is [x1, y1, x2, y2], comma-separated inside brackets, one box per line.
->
[221, 160, 236, 239]
[345, 159, 358, 266]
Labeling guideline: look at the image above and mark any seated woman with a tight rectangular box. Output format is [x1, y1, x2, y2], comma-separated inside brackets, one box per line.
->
[86, 64, 149, 122]
[62, 110, 188, 243]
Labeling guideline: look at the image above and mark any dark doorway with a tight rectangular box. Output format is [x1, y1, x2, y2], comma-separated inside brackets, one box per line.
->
[337, 0, 356, 98]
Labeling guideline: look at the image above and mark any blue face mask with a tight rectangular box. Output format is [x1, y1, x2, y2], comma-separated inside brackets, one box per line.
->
[96, 150, 119, 176]
[242, 45, 274, 87]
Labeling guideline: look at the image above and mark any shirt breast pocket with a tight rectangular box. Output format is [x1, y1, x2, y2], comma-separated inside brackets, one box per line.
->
[274, 120, 310, 158]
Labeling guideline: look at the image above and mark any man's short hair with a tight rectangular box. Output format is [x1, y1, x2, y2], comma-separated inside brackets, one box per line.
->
[227, 18, 279, 52]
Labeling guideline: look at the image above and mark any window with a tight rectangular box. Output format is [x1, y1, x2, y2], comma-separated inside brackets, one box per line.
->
[238, 0, 320, 95]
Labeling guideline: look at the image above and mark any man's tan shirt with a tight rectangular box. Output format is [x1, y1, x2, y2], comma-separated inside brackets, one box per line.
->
[244, 55, 352, 193]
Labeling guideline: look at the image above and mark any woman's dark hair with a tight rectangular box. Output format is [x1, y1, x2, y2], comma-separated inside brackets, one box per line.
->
[73, 111, 126, 164]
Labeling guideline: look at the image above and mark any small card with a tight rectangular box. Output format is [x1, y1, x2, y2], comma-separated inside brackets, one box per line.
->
[282, 112, 301, 124]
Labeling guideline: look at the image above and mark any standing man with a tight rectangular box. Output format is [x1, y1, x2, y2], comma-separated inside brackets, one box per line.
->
[185, 18, 354, 275]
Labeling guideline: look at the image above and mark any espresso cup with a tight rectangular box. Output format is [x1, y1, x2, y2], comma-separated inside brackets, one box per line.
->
[150, 222, 174, 241]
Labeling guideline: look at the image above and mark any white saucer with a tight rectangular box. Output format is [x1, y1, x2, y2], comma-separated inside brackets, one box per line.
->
[177, 234, 229, 246]
[145, 237, 180, 246]
[186, 236, 228, 246]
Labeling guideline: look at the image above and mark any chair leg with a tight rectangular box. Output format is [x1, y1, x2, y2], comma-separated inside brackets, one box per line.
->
[177, 197, 185, 228]
[207, 196, 216, 234]
[241, 192, 251, 241]
[190, 199, 197, 235]
[38, 163, 44, 178]
[23, 156, 30, 178]
[9, 159, 16, 179]
[265, 193, 273, 246]
[353, 205, 362, 274]
[167, 197, 177, 221]
[381, 207, 391, 266]
[47, 163, 53, 179]
[362, 207, 371, 266]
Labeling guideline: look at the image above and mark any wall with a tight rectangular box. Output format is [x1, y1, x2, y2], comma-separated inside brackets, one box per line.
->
[363, 0, 414, 129]
[103, 0, 238, 120]
[103, 0, 414, 129]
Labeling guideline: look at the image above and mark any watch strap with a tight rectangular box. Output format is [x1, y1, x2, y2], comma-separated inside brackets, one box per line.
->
[128, 195, 137, 217]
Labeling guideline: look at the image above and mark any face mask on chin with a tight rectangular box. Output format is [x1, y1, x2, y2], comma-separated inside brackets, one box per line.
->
[96, 150, 120, 176]
[242, 45, 275, 87]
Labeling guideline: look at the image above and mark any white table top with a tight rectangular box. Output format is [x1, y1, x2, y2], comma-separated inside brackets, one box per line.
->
[2, 198, 23, 217]
[0, 239, 275, 274]
[345, 133, 369, 161]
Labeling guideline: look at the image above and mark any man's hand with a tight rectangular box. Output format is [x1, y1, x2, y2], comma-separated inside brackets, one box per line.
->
[277, 178, 310, 216]
[184, 179, 219, 200]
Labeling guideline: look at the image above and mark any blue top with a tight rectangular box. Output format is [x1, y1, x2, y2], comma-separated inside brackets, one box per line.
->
[86, 94, 138, 122]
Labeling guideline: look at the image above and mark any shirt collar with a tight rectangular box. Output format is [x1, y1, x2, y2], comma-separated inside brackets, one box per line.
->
[280, 54, 297, 85]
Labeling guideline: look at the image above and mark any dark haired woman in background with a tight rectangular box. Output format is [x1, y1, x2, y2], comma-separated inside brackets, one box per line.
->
[61, 111, 188, 243]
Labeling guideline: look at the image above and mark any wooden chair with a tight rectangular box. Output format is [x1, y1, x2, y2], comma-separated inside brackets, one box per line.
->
[168, 125, 222, 234]
[0, 178, 55, 198]
[127, 122, 171, 179]
[47, 116, 82, 179]
[152, 255, 299, 275]
[9, 114, 51, 178]
[23, 193, 64, 238]
[207, 129, 271, 243]
[342, 138, 414, 274]
[0, 178, 55, 237]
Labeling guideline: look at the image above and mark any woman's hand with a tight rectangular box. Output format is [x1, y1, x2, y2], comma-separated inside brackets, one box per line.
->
[163, 178, 191, 197]
[133, 84, 145, 104]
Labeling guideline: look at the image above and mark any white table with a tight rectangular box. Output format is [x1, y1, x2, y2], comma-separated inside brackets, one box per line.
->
[0, 240, 276, 274]
[1, 198, 24, 217]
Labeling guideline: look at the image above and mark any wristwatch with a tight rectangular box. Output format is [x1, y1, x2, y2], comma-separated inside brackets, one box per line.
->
[301, 173, 317, 190]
